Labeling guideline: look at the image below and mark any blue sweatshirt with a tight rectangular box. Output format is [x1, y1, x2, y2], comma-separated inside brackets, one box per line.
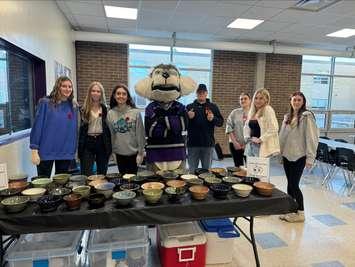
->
[30, 97, 78, 160]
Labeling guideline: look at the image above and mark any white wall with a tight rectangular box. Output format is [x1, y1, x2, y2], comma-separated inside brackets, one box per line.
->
[0, 0, 76, 177]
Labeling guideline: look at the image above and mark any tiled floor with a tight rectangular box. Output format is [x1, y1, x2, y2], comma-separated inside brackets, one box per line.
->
[112, 157, 355, 267]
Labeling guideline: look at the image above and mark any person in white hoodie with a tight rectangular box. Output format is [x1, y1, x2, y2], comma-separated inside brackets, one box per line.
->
[279, 91, 318, 223]
[106, 83, 145, 174]
[244, 88, 280, 159]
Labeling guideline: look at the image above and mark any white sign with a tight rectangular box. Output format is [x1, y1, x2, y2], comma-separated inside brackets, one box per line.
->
[0, 163, 8, 189]
[247, 156, 270, 182]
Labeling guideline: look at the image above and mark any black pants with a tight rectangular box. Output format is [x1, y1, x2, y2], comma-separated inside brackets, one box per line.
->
[229, 143, 245, 167]
[283, 156, 306, 211]
[80, 135, 109, 176]
[37, 160, 71, 177]
[116, 153, 138, 175]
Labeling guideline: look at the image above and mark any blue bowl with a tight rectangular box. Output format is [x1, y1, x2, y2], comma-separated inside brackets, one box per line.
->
[37, 195, 62, 212]
[211, 183, 231, 199]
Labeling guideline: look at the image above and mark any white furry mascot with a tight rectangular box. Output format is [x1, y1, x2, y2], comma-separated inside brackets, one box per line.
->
[135, 64, 196, 171]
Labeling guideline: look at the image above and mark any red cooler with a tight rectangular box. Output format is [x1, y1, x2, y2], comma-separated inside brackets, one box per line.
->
[157, 221, 207, 267]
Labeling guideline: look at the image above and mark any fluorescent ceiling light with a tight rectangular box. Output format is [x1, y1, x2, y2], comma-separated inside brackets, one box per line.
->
[326, 28, 355, 38]
[227, 18, 264, 30]
[129, 44, 170, 52]
[175, 47, 211, 54]
[104, 5, 137, 20]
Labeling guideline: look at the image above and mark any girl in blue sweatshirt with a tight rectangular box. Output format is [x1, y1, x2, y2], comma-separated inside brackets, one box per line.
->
[30, 76, 79, 177]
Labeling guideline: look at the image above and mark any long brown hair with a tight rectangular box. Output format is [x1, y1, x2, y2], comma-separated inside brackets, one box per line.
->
[110, 83, 136, 109]
[82, 81, 106, 123]
[49, 76, 74, 105]
[286, 91, 308, 126]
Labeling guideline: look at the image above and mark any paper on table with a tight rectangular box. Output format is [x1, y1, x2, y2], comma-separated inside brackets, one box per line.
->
[247, 156, 270, 183]
[0, 163, 8, 189]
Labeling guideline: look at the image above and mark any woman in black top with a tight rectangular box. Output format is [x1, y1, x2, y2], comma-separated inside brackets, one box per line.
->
[78, 82, 112, 176]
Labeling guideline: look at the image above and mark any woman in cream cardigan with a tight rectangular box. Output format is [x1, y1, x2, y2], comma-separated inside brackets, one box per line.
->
[244, 88, 280, 158]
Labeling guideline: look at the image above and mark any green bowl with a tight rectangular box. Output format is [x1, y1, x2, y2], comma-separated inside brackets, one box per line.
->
[52, 174, 70, 185]
[72, 185, 91, 198]
[112, 190, 136, 206]
[31, 178, 52, 188]
[1, 196, 30, 213]
[143, 189, 163, 204]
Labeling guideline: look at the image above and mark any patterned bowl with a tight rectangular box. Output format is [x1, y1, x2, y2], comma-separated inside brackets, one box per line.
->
[113, 190, 136, 206]
[143, 189, 163, 204]
[72, 185, 91, 198]
[1, 196, 30, 213]
[31, 178, 52, 188]
[52, 173, 70, 185]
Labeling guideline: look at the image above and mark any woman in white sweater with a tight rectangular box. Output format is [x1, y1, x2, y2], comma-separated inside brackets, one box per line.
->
[244, 88, 280, 158]
[279, 91, 318, 223]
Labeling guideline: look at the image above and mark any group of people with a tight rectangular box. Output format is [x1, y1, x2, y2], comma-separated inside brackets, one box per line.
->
[226, 88, 318, 223]
[30, 76, 318, 223]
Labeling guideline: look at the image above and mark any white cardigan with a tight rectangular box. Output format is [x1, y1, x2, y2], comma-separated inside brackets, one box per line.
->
[244, 105, 280, 158]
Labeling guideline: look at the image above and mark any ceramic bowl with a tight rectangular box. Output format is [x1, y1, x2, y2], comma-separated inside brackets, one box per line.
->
[137, 170, 155, 179]
[72, 185, 91, 198]
[31, 178, 52, 188]
[253, 182, 275, 197]
[87, 193, 106, 208]
[156, 170, 179, 180]
[194, 168, 209, 176]
[189, 185, 209, 200]
[120, 183, 140, 192]
[52, 173, 70, 185]
[87, 174, 106, 181]
[165, 187, 184, 202]
[30, 176, 47, 182]
[141, 182, 165, 190]
[95, 182, 115, 199]
[0, 188, 21, 198]
[226, 166, 241, 174]
[181, 174, 198, 182]
[241, 177, 260, 186]
[69, 175, 87, 184]
[63, 193, 82, 210]
[22, 188, 46, 201]
[210, 183, 231, 199]
[204, 177, 222, 187]
[198, 172, 216, 180]
[208, 167, 227, 177]
[8, 173, 28, 182]
[1, 196, 30, 213]
[37, 195, 62, 212]
[8, 181, 30, 191]
[187, 178, 204, 186]
[143, 189, 163, 204]
[166, 180, 186, 194]
[49, 187, 71, 198]
[222, 176, 243, 185]
[113, 190, 136, 206]
[232, 184, 253, 198]
[105, 173, 121, 180]
[88, 179, 108, 188]
[233, 169, 247, 177]
[130, 175, 146, 185]
[110, 178, 127, 190]
[122, 174, 136, 181]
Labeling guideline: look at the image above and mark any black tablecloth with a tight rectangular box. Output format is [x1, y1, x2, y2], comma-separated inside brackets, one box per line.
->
[0, 189, 297, 235]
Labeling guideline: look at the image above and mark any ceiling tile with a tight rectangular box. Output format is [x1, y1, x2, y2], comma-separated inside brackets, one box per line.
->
[140, 0, 179, 12]
[253, 21, 294, 32]
[174, 0, 220, 15]
[208, 2, 252, 17]
[75, 15, 107, 29]
[240, 6, 284, 20]
[254, 0, 298, 9]
[64, 1, 105, 16]
[107, 18, 137, 31]
[322, 0, 355, 16]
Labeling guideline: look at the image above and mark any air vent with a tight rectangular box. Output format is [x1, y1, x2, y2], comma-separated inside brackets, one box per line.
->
[290, 0, 341, 12]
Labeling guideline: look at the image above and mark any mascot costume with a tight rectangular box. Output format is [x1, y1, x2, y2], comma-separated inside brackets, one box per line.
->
[135, 64, 196, 171]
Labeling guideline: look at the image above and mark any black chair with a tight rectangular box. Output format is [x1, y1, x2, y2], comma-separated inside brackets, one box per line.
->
[334, 138, 348, 143]
[319, 136, 330, 140]
[348, 153, 355, 196]
[330, 148, 354, 186]
[316, 143, 336, 185]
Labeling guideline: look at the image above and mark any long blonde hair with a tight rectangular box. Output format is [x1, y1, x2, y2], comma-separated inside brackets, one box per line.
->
[82, 81, 106, 123]
[248, 88, 270, 119]
[49, 76, 74, 105]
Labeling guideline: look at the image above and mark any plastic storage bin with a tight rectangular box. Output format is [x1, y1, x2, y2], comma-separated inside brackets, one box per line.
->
[157, 221, 206, 267]
[85, 226, 149, 267]
[5, 230, 83, 267]
[200, 218, 239, 264]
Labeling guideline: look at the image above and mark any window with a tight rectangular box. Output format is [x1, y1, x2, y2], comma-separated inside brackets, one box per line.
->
[301, 55, 355, 130]
[128, 44, 212, 108]
[0, 38, 46, 140]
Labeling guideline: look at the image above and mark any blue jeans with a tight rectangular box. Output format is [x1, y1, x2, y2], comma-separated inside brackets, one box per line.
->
[244, 142, 260, 157]
[187, 147, 214, 173]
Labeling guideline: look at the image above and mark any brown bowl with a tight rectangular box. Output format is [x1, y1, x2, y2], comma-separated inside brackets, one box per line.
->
[63, 193, 82, 210]
[141, 182, 165, 190]
[8, 181, 29, 191]
[253, 182, 274, 197]
[233, 170, 247, 177]
[88, 179, 107, 188]
[87, 174, 106, 181]
[189, 185, 209, 200]
[208, 168, 227, 177]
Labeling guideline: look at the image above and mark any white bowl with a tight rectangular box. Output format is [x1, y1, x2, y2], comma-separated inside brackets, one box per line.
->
[21, 188, 46, 201]
[232, 184, 253, 198]
[181, 174, 198, 181]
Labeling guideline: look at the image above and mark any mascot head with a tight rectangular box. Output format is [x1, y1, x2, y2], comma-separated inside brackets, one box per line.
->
[135, 64, 196, 102]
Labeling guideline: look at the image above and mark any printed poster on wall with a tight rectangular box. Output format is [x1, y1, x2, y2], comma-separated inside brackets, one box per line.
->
[0, 163, 8, 189]
[247, 156, 270, 182]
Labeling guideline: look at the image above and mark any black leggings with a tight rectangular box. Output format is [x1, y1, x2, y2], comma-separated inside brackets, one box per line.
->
[229, 143, 245, 167]
[37, 160, 71, 177]
[283, 156, 306, 211]
[116, 153, 138, 175]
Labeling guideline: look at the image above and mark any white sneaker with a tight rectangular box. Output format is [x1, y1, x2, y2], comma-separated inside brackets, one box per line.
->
[284, 211, 305, 223]
[279, 214, 287, 220]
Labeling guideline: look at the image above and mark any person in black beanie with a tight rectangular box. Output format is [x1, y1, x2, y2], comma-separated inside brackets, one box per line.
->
[186, 84, 224, 173]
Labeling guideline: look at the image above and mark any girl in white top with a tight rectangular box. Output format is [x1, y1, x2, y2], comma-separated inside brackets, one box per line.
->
[244, 88, 280, 158]
[226, 93, 251, 167]
[279, 91, 318, 223]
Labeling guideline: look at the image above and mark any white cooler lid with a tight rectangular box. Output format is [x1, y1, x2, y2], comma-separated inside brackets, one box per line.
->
[158, 222, 206, 248]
